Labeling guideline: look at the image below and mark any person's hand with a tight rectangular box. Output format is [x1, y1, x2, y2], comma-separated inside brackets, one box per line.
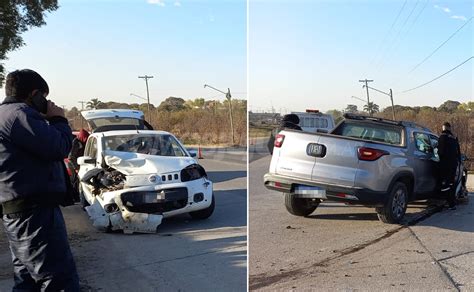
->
[46, 101, 65, 118]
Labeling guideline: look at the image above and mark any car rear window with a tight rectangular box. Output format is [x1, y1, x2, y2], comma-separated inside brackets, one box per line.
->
[333, 122, 402, 145]
[89, 118, 144, 131]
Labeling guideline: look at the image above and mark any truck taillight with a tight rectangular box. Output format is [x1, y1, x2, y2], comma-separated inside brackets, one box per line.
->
[357, 147, 389, 161]
[274, 134, 285, 148]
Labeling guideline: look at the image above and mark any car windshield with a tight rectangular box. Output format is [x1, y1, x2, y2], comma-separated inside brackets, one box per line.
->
[103, 134, 187, 157]
[334, 121, 402, 145]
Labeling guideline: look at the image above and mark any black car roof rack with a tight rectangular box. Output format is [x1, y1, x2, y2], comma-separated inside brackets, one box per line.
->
[343, 113, 400, 125]
[343, 113, 432, 132]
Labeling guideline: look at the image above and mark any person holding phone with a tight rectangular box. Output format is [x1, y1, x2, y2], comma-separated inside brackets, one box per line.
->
[0, 69, 80, 291]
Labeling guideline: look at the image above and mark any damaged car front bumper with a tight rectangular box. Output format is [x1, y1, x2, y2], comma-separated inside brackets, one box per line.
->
[85, 178, 213, 234]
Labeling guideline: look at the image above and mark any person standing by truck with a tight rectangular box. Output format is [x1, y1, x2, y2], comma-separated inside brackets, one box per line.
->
[438, 122, 461, 210]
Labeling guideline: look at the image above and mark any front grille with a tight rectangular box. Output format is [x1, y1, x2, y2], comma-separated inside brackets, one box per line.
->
[121, 187, 188, 214]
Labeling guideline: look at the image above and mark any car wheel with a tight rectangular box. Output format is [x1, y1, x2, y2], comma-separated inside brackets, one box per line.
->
[284, 193, 319, 216]
[189, 194, 215, 220]
[376, 182, 408, 224]
[79, 184, 90, 210]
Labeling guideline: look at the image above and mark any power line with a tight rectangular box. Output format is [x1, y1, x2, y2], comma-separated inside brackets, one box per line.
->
[367, 0, 408, 70]
[400, 56, 473, 93]
[375, 0, 420, 73]
[407, 16, 473, 74]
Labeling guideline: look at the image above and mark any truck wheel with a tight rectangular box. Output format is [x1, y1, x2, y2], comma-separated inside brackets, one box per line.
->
[376, 182, 408, 224]
[284, 193, 319, 216]
[190, 195, 215, 220]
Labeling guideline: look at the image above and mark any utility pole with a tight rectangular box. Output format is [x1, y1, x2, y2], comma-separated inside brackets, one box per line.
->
[204, 84, 235, 145]
[226, 88, 235, 145]
[138, 75, 153, 123]
[363, 85, 396, 120]
[389, 88, 395, 120]
[359, 79, 373, 115]
[78, 101, 86, 128]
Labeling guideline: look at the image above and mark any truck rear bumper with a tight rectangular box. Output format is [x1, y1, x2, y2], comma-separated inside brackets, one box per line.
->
[264, 173, 389, 206]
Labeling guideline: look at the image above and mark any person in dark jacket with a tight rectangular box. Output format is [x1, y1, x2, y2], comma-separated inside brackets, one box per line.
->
[0, 69, 80, 291]
[437, 122, 461, 210]
[68, 128, 90, 197]
[267, 114, 302, 154]
[69, 128, 90, 170]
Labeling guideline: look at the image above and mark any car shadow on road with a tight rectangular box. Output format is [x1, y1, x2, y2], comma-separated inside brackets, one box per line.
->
[306, 212, 380, 221]
[306, 200, 448, 222]
[411, 194, 473, 233]
[156, 189, 247, 233]
[206, 171, 247, 183]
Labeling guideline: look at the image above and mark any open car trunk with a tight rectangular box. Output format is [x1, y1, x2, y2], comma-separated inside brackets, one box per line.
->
[81, 109, 153, 132]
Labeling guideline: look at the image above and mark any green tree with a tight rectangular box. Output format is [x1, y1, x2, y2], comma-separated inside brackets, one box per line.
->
[158, 97, 186, 112]
[326, 109, 343, 124]
[0, 1, 59, 85]
[344, 104, 358, 113]
[363, 102, 379, 115]
[87, 98, 102, 109]
[458, 102, 474, 112]
[438, 100, 461, 113]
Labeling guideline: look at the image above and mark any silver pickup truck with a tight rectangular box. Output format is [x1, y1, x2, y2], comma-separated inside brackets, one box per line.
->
[264, 114, 444, 224]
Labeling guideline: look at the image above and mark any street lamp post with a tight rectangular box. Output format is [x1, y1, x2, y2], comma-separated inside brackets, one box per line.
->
[138, 75, 153, 123]
[204, 84, 235, 145]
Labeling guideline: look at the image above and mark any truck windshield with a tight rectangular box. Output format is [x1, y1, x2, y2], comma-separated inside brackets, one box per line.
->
[333, 122, 402, 145]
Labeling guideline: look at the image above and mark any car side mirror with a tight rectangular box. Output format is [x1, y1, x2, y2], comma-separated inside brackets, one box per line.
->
[77, 156, 96, 165]
[188, 150, 197, 158]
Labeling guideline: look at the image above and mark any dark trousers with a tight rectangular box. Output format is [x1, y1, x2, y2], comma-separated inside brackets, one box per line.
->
[445, 184, 456, 207]
[2, 206, 80, 291]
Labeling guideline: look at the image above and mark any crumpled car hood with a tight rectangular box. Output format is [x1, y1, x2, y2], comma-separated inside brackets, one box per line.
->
[103, 150, 196, 175]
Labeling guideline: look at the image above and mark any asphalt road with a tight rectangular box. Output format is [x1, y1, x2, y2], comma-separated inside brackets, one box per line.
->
[249, 155, 473, 291]
[0, 158, 247, 292]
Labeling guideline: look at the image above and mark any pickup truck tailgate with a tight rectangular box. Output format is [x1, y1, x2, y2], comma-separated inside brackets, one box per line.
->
[273, 131, 319, 181]
[312, 135, 364, 187]
[271, 130, 363, 188]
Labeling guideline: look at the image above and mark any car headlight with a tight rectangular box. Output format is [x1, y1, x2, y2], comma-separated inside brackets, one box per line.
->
[180, 164, 207, 182]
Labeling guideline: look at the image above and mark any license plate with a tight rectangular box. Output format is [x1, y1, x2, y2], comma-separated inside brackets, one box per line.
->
[143, 191, 166, 203]
[294, 185, 327, 199]
[156, 191, 166, 201]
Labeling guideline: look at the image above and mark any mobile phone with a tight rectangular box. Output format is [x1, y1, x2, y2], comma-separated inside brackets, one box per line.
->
[31, 91, 48, 114]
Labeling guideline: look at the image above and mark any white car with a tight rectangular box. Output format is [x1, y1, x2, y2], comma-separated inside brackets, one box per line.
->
[77, 109, 214, 234]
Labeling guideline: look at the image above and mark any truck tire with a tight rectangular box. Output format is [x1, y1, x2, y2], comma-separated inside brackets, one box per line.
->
[284, 193, 319, 216]
[376, 182, 408, 224]
[190, 194, 215, 220]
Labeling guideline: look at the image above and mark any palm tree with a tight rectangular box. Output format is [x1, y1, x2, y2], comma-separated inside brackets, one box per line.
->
[86, 98, 102, 110]
[364, 102, 379, 116]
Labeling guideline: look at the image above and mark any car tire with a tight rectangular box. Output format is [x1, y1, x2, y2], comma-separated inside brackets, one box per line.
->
[189, 194, 215, 220]
[79, 184, 90, 210]
[284, 193, 319, 216]
[376, 182, 408, 224]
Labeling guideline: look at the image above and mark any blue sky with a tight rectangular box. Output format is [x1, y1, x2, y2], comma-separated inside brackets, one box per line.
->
[249, 0, 473, 113]
[4, 0, 246, 109]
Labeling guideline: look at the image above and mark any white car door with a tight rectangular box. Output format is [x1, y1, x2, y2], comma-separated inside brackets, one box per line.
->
[78, 136, 100, 204]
